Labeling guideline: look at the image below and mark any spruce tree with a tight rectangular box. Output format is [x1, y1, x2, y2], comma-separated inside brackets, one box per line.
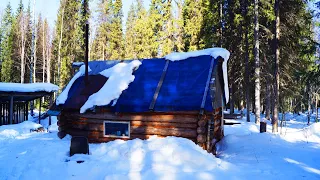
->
[0, 3, 14, 82]
[183, 0, 204, 51]
[124, 3, 137, 59]
[92, 0, 124, 60]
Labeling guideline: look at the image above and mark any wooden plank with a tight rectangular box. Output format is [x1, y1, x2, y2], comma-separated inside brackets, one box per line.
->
[49, 95, 53, 126]
[0, 103, 2, 125]
[0, 91, 52, 97]
[39, 99, 41, 124]
[131, 126, 197, 138]
[60, 119, 198, 129]
[61, 122, 197, 134]
[68, 113, 199, 124]
[9, 96, 13, 124]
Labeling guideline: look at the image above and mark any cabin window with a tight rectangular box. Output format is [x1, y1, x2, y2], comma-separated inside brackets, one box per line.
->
[103, 121, 130, 138]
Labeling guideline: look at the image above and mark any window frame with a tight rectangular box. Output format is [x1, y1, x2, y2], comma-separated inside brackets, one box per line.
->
[103, 121, 130, 138]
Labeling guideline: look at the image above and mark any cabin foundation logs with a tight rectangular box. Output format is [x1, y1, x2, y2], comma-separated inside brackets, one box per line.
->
[197, 115, 208, 149]
[210, 107, 224, 154]
[58, 111, 224, 152]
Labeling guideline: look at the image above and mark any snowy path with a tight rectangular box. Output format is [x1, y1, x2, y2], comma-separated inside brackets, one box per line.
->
[219, 114, 320, 180]
[0, 113, 319, 180]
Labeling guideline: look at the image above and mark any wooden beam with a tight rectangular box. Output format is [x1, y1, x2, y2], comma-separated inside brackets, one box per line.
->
[68, 113, 199, 124]
[0, 91, 53, 97]
[0, 103, 2, 125]
[9, 96, 13, 124]
[49, 95, 53, 126]
[25, 102, 28, 121]
[39, 99, 41, 124]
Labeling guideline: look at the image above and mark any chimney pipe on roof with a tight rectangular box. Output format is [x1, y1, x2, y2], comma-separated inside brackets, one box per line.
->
[83, 0, 89, 85]
[85, 21, 89, 85]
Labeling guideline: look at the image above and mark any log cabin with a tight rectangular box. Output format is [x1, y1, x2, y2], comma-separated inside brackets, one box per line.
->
[51, 48, 230, 153]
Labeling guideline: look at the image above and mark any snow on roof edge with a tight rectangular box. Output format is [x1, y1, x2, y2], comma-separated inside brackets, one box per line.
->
[165, 48, 230, 103]
[165, 48, 230, 62]
[80, 60, 142, 113]
[0, 83, 59, 93]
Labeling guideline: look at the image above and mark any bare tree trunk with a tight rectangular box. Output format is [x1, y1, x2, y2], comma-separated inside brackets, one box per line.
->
[308, 91, 311, 125]
[19, 13, 27, 83]
[272, 0, 280, 133]
[42, 22, 46, 103]
[57, 1, 65, 86]
[266, 84, 271, 120]
[33, 34, 37, 83]
[42, 22, 46, 83]
[243, 0, 250, 122]
[46, 38, 51, 83]
[30, 0, 36, 116]
[316, 94, 318, 122]
[254, 0, 260, 124]
[230, 83, 235, 114]
[219, 0, 223, 47]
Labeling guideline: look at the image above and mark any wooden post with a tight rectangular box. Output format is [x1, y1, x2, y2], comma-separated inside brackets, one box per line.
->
[0, 103, 2, 126]
[49, 94, 53, 126]
[316, 95, 318, 123]
[9, 96, 13, 124]
[39, 99, 41, 124]
[25, 102, 28, 121]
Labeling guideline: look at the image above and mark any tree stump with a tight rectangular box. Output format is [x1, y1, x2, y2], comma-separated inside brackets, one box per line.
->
[260, 122, 267, 133]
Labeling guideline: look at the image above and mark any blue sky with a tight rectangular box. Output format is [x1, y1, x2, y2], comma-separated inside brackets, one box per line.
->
[0, 0, 150, 28]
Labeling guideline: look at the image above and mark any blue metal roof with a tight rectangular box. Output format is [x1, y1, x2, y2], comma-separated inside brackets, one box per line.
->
[58, 55, 217, 113]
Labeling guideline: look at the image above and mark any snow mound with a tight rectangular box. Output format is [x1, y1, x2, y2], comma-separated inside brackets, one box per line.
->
[56, 65, 91, 105]
[308, 122, 320, 136]
[80, 60, 142, 113]
[0, 121, 42, 139]
[0, 83, 58, 93]
[67, 136, 231, 179]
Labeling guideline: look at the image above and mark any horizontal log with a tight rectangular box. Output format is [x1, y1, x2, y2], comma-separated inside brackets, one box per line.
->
[88, 134, 197, 143]
[131, 126, 197, 138]
[59, 119, 197, 129]
[65, 128, 89, 137]
[131, 121, 197, 129]
[62, 110, 213, 116]
[63, 112, 199, 124]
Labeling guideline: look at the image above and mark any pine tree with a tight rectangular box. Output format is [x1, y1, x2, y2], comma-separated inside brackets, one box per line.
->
[183, 0, 204, 51]
[124, 3, 137, 59]
[53, 0, 84, 88]
[0, 3, 14, 82]
[92, 0, 124, 60]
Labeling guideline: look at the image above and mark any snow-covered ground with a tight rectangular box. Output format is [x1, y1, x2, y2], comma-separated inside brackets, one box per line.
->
[0, 112, 319, 180]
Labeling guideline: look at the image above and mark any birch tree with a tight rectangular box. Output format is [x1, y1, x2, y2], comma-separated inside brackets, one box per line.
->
[254, 0, 260, 124]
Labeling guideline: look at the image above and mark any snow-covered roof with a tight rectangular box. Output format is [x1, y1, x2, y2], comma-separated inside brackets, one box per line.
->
[56, 65, 91, 105]
[165, 47, 230, 62]
[165, 48, 230, 103]
[0, 83, 59, 93]
[56, 48, 230, 113]
[80, 60, 142, 113]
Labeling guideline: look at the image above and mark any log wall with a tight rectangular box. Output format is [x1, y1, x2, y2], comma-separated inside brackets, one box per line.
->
[58, 111, 218, 148]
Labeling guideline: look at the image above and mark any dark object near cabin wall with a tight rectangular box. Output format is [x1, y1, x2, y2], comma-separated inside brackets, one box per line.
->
[70, 136, 89, 156]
